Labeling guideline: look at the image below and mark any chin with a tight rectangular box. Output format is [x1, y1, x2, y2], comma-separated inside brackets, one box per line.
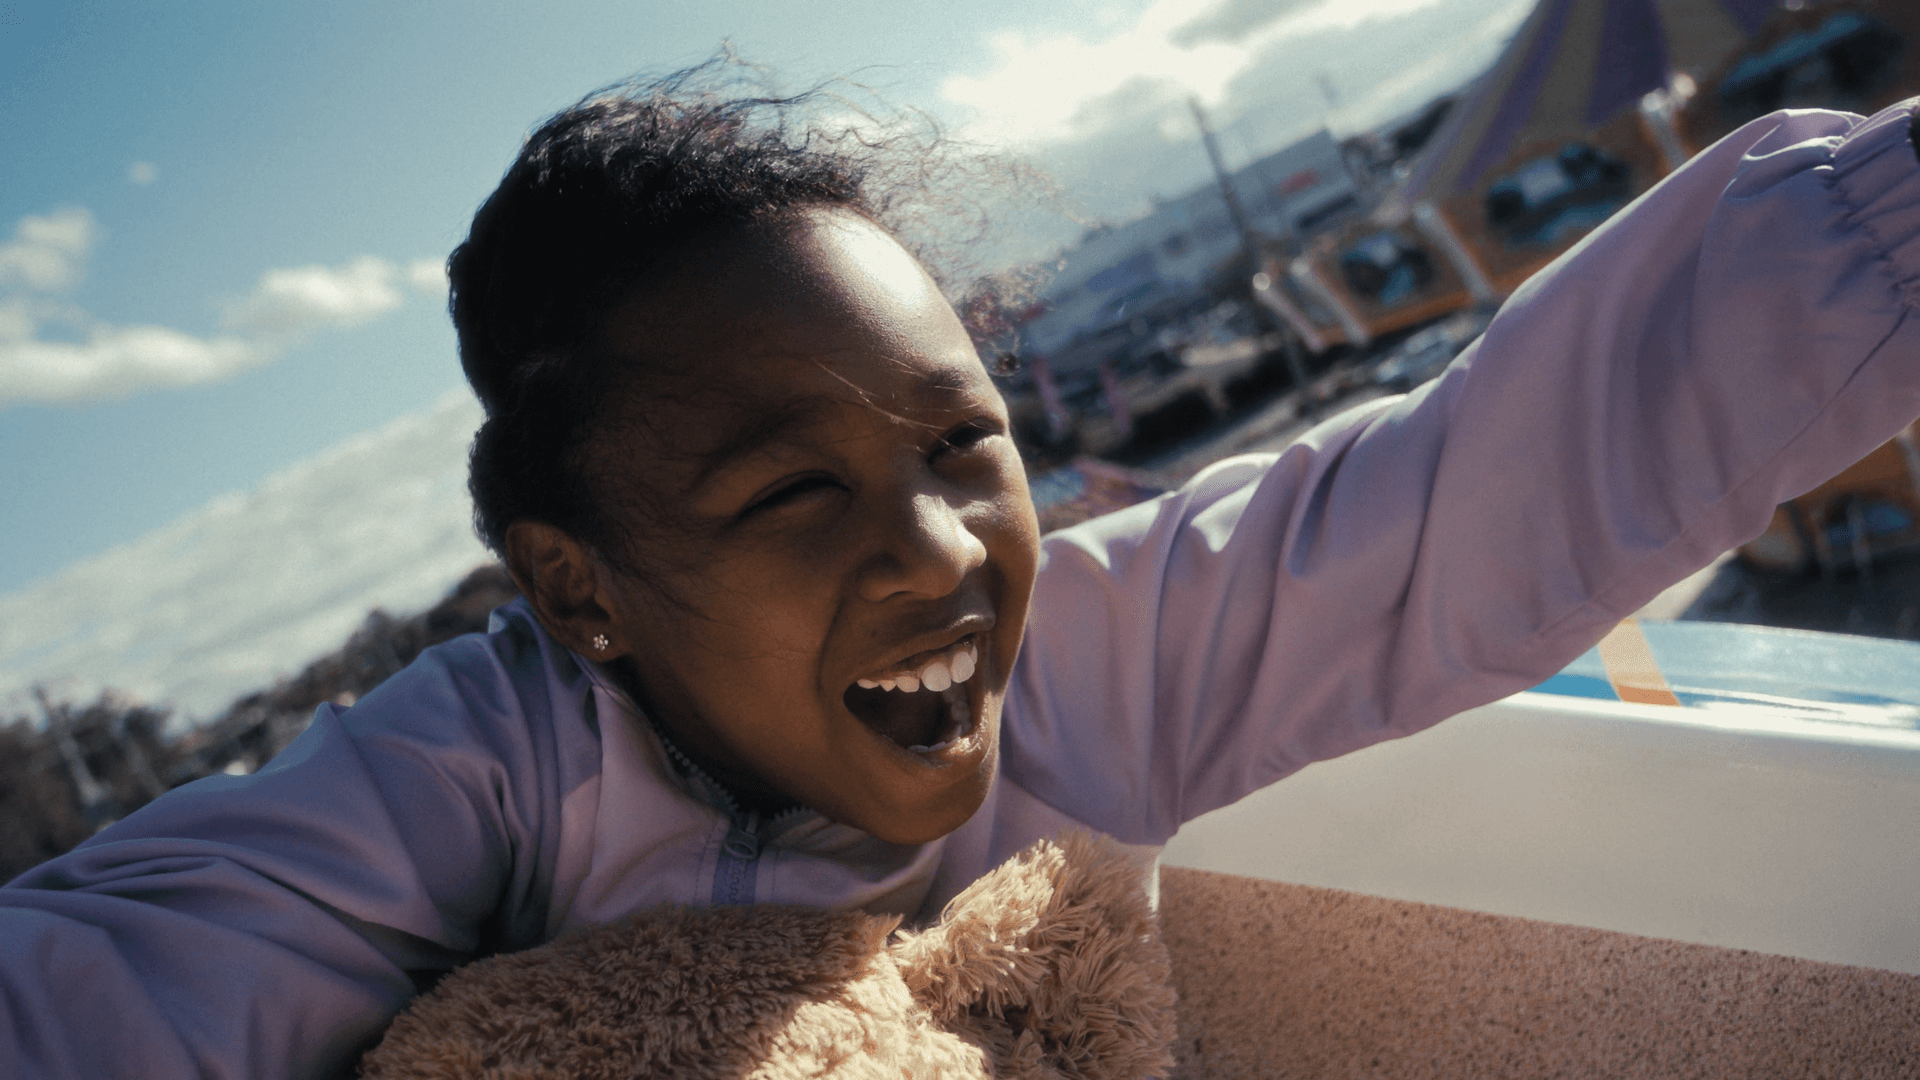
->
[850, 740, 999, 847]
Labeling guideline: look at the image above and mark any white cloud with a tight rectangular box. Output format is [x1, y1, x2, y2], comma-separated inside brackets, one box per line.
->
[941, 0, 1453, 147]
[0, 326, 260, 405]
[127, 161, 157, 185]
[0, 391, 491, 720]
[222, 255, 406, 337]
[942, 1, 1246, 147]
[0, 207, 444, 408]
[405, 257, 448, 299]
[0, 207, 97, 293]
[940, 0, 1529, 234]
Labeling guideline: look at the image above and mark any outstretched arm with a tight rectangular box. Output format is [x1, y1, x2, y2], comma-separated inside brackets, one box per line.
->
[1005, 101, 1920, 845]
[0, 619, 581, 1079]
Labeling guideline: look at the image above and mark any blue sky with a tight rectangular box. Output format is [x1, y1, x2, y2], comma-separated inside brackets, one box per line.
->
[0, 0, 1530, 714]
[0, 0, 1067, 589]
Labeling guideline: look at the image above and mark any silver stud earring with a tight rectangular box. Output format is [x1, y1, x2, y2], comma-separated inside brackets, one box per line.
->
[591, 634, 610, 653]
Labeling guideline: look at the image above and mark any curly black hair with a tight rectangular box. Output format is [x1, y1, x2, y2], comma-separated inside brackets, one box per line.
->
[453, 63, 921, 560]
[452, 61, 1051, 564]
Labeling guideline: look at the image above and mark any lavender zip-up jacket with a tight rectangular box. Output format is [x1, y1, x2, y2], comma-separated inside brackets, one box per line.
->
[8, 103, 1920, 1078]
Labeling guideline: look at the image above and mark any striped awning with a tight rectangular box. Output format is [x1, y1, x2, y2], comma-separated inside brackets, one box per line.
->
[1384, 0, 1779, 215]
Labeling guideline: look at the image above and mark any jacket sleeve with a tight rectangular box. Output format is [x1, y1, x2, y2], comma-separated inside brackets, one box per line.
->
[1002, 101, 1920, 847]
[0, 613, 584, 1079]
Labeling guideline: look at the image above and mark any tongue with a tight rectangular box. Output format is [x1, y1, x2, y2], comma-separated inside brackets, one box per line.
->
[845, 684, 941, 747]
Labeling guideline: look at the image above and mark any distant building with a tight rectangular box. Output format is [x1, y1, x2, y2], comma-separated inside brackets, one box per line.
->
[1023, 128, 1361, 365]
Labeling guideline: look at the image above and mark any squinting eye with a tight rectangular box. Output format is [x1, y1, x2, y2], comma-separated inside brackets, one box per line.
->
[936, 420, 1001, 456]
[746, 474, 841, 514]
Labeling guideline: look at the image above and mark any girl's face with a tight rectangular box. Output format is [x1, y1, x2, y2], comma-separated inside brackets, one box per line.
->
[583, 209, 1040, 845]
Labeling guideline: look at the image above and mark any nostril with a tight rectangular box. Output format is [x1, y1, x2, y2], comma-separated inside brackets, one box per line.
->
[858, 497, 987, 602]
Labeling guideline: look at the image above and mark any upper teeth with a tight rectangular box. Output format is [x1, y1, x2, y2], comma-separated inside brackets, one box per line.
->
[857, 640, 979, 692]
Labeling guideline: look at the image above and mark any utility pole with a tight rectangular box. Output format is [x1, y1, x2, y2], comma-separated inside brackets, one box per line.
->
[1189, 96, 1313, 408]
[1188, 97, 1262, 261]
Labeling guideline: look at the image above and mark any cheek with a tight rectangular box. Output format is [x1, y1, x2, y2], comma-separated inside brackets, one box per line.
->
[986, 460, 1042, 579]
[754, 604, 831, 671]
[677, 548, 848, 667]
[979, 467, 1042, 668]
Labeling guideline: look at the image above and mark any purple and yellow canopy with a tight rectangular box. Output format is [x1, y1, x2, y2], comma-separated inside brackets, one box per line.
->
[1389, 0, 1780, 212]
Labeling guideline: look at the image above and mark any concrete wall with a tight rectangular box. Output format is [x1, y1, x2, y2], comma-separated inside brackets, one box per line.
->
[1160, 866, 1920, 1077]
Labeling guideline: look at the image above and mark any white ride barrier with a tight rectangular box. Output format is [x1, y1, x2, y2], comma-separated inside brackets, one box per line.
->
[1162, 620, 1920, 974]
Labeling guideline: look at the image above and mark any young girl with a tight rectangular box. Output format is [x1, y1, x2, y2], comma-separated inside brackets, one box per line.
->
[5, 73, 1920, 1077]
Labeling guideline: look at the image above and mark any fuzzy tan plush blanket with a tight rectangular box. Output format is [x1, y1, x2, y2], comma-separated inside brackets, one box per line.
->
[360, 833, 1177, 1079]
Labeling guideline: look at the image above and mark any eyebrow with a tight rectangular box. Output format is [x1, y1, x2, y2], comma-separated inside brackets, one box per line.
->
[689, 359, 988, 491]
[689, 398, 841, 492]
[914, 362, 980, 395]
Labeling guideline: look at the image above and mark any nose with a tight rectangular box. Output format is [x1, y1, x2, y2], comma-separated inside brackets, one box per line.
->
[857, 490, 988, 603]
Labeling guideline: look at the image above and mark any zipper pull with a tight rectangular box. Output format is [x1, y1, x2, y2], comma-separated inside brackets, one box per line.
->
[723, 810, 762, 860]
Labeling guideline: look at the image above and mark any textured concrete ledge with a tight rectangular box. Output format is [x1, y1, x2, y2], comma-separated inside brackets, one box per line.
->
[1160, 866, 1920, 1078]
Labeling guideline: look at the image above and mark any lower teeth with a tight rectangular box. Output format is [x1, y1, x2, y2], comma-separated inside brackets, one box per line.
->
[908, 687, 972, 754]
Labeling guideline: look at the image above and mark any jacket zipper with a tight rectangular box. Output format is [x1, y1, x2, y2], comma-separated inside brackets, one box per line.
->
[638, 716, 803, 907]
[713, 810, 762, 906]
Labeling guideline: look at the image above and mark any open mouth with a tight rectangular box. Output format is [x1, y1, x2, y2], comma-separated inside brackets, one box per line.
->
[842, 636, 981, 755]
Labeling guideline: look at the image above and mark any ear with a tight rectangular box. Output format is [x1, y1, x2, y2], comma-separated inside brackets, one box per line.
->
[504, 521, 624, 661]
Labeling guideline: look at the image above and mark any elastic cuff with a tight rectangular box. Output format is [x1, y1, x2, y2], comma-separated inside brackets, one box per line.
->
[1831, 96, 1920, 302]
